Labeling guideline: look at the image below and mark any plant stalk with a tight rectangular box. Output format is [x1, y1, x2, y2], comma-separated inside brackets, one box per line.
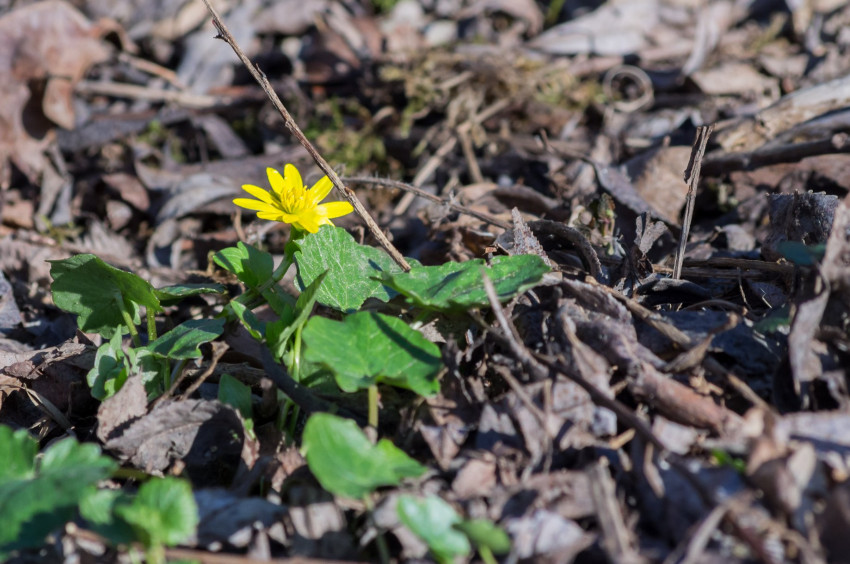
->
[119, 307, 141, 347]
[146, 308, 157, 341]
[368, 384, 379, 429]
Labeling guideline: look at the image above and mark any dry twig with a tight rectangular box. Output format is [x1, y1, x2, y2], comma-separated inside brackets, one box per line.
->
[343, 176, 510, 229]
[674, 124, 714, 279]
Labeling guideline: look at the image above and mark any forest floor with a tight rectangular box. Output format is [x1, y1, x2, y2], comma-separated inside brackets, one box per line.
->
[2, 1, 850, 563]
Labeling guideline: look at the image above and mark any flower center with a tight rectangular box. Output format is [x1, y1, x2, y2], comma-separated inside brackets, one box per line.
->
[279, 185, 311, 214]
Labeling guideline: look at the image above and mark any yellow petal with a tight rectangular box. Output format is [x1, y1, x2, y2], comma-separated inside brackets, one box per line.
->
[283, 164, 304, 198]
[318, 201, 354, 219]
[297, 218, 321, 233]
[308, 175, 333, 205]
[233, 198, 281, 215]
[257, 211, 284, 221]
[266, 167, 286, 197]
[241, 184, 275, 205]
[294, 209, 322, 233]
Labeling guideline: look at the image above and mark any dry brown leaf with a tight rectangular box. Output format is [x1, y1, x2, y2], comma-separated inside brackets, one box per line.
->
[105, 399, 251, 487]
[0, 1, 110, 185]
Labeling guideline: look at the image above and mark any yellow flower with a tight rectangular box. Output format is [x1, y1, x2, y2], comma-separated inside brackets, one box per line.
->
[233, 164, 354, 233]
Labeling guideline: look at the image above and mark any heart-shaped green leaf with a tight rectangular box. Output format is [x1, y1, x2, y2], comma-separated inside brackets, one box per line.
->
[213, 242, 274, 289]
[382, 255, 549, 312]
[302, 311, 441, 396]
[49, 254, 162, 337]
[301, 413, 425, 499]
[291, 226, 408, 312]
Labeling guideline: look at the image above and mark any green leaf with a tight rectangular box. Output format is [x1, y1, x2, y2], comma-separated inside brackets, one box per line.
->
[291, 226, 408, 312]
[146, 318, 225, 360]
[397, 495, 471, 563]
[87, 332, 129, 400]
[218, 374, 254, 438]
[0, 426, 37, 482]
[267, 270, 327, 360]
[49, 254, 162, 337]
[777, 241, 826, 266]
[0, 432, 117, 555]
[230, 301, 265, 340]
[301, 413, 425, 499]
[260, 284, 297, 318]
[155, 283, 226, 306]
[382, 255, 549, 312]
[302, 311, 441, 396]
[126, 347, 169, 399]
[80, 488, 123, 525]
[79, 488, 136, 545]
[454, 519, 511, 555]
[213, 242, 273, 289]
[116, 477, 198, 549]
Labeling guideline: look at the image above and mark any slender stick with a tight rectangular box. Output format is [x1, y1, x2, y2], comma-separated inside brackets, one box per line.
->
[344, 176, 511, 229]
[199, 0, 410, 271]
[673, 124, 714, 280]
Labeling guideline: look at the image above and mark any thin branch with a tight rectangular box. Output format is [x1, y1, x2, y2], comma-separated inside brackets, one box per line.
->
[674, 124, 714, 279]
[343, 176, 511, 229]
[701, 132, 850, 175]
[199, 0, 410, 271]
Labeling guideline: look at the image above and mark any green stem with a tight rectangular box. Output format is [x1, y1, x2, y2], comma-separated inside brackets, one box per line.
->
[363, 494, 390, 564]
[169, 359, 188, 389]
[147, 544, 165, 564]
[272, 252, 294, 282]
[127, 547, 144, 564]
[119, 307, 142, 347]
[146, 308, 157, 341]
[291, 323, 303, 382]
[479, 545, 497, 564]
[545, 0, 566, 26]
[368, 384, 379, 429]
